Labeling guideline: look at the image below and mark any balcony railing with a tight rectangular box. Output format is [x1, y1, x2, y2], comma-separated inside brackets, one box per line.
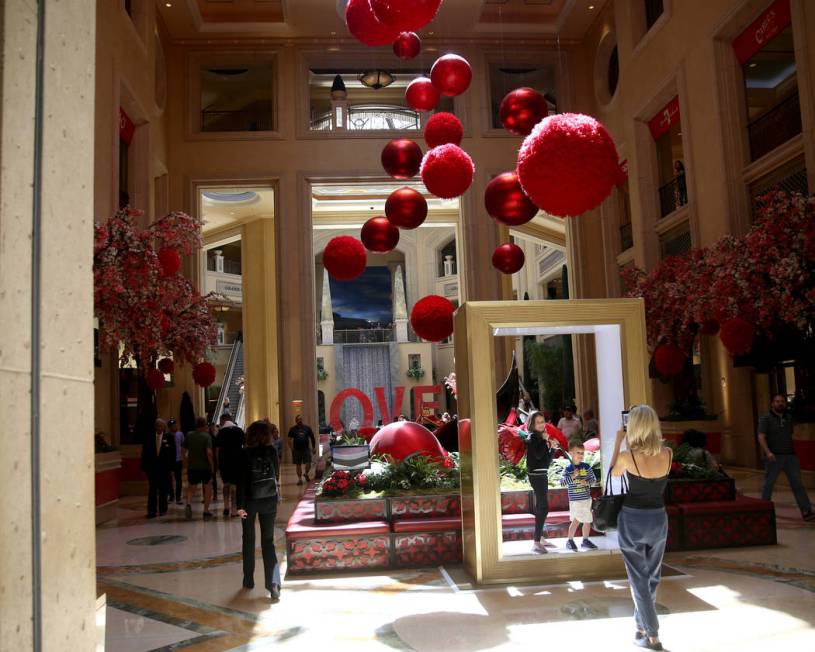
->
[334, 328, 394, 344]
[620, 222, 633, 251]
[311, 104, 421, 132]
[748, 91, 802, 162]
[658, 173, 687, 218]
[201, 109, 274, 132]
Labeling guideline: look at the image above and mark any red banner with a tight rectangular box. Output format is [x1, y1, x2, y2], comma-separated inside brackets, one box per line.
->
[733, 0, 791, 65]
[648, 96, 680, 140]
[119, 107, 135, 144]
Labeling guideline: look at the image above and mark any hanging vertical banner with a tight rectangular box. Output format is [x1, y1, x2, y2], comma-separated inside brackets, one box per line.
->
[648, 96, 680, 140]
[119, 107, 135, 144]
[732, 0, 791, 65]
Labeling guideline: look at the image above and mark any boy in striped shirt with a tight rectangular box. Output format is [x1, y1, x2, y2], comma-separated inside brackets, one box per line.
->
[561, 440, 598, 551]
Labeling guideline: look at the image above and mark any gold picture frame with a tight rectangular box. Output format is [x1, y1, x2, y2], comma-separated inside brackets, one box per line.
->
[454, 299, 651, 585]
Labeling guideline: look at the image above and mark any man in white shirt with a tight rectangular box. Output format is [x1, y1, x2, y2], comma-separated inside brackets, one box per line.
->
[557, 405, 582, 439]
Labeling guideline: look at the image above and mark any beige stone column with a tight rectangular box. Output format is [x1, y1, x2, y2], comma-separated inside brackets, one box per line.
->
[241, 218, 281, 428]
[0, 1, 97, 650]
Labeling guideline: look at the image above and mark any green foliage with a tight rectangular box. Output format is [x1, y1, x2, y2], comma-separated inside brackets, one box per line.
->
[332, 430, 366, 446]
[321, 454, 460, 497]
[499, 456, 527, 481]
[525, 340, 565, 412]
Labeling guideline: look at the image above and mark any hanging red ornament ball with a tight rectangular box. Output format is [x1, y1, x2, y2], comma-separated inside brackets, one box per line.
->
[157, 358, 175, 375]
[484, 172, 538, 226]
[410, 294, 455, 342]
[193, 361, 216, 387]
[157, 247, 181, 277]
[430, 54, 472, 97]
[323, 235, 368, 281]
[719, 317, 755, 355]
[381, 138, 423, 179]
[146, 368, 166, 391]
[405, 76, 440, 112]
[491, 243, 525, 275]
[385, 187, 428, 229]
[345, 0, 399, 46]
[517, 113, 624, 217]
[499, 87, 548, 137]
[370, 0, 443, 32]
[699, 320, 720, 335]
[424, 111, 463, 148]
[369, 420, 446, 462]
[653, 344, 687, 377]
[393, 31, 421, 59]
[361, 216, 400, 253]
[420, 144, 475, 199]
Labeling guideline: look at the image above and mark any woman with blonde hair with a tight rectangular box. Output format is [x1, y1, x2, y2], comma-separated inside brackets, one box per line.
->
[609, 404, 673, 651]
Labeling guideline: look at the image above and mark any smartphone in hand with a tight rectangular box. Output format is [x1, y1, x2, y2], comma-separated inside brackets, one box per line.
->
[621, 410, 630, 432]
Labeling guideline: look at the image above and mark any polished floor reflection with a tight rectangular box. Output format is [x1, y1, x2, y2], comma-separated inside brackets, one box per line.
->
[98, 466, 815, 651]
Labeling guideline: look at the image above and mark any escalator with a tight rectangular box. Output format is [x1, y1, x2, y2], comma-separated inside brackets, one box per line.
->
[213, 338, 245, 429]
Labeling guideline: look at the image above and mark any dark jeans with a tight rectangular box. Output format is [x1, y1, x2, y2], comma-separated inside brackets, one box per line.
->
[528, 471, 549, 540]
[242, 502, 279, 591]
[762, 454, 813, 515]
[618, 506, 668, 638]
[147, 469, 169, 516]
[169, 460, 182, 502]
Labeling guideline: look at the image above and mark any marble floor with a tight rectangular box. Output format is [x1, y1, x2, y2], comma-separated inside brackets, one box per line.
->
[98, 466, 815, 651]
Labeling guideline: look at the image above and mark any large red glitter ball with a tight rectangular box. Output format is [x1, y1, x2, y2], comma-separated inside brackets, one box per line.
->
[370, 0, 443, 32]
[393, 31, 421, 59]
[719, 317, 755, 356]
[146, 368, 166, 391]
[157, 247, 181, 277]
[420, 144, 475, 199]
[424, 111, 463, 148]
[517, 113, 624, 217]
[323, 235, 367, 281]
[484, 172, 538, 226]
[653, 344, 687, 377]
[499, 87, 548, 136]
[361, 216, 400, 253]
[430, 54, 472, 97]
[369, 420, 446, 462]
[405, 76, 440, 112]
[157, 358, 175, 375]
[491, 243, 525, 274]
[192, 361, 216, 388]
[410, 294, 455, 342]
[345, 0, 399, 46]
[381, 138, 423, 179]
[385, 187, 428, 229]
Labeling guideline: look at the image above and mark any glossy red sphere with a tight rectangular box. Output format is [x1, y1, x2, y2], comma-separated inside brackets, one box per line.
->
[405, 76, 440, 112]
[492, 243, 525, 274]
[369, 420, 446, 462]
[345, 0, 399, 46]
[324, 235, 367, 281]
[393, 31, 421, 59]
[381, 138, 423, 179]
[484, 172, 538, 226]
[385, 187, 428, 229]
[371, 0, 443, 32]
[499, 87, 548, 136]
[430, 54, 472, 97]
[361, 216, 400, 253]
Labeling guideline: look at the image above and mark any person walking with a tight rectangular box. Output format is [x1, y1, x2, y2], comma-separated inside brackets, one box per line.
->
[217, 413, 245, 517]
[758, 394, 814, 521]
[287, 415, 316, 485]
[140, 418, 175, 518]
[237, 420, 282, 603]
[167, 418, 184, 505]
[525, 411, 560, 553]
[183, 417, 214, 520]
[609, 404, 673, 651]
[557, 405, 582, 439]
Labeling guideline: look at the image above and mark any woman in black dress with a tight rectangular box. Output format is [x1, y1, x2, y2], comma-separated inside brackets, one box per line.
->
[526, 411, 561, 553]
[237, 420, 281, 602]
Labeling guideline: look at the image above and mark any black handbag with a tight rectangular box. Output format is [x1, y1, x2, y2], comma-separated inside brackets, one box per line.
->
[592, 471, 628, 532]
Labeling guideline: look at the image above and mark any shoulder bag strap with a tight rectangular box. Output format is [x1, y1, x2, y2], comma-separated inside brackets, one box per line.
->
[630, 449, 641, 475]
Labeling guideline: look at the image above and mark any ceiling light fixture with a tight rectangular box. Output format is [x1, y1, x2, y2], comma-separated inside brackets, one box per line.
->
[359, 70, 395, 90]
[165, 2, 172, 7]
[749, 62, 757, 68]
[588, 4, 595, 9]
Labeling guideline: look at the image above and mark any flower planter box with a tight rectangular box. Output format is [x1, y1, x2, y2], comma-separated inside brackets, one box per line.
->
[501, 489, 532, 514]
[315, 497, 387, 523]
[390, 494, 461, 520]
[665, 478, 736, 505]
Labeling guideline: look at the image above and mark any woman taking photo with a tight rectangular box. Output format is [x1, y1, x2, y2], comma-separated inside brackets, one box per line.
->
[237, 420, 281, 603]
[525, 411, 560, 553]
[610, 405, 673, 651]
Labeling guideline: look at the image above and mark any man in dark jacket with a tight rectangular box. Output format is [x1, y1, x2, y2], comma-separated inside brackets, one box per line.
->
[141, 418, 176, 518]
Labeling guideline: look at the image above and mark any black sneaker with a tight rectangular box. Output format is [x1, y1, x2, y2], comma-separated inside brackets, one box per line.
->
[304, 474, 310, 482]
[242, 579, 254, 589]
[566, 539, 578, 551]
[223, 508, 230, 517]
[296, 479, 303, 486]
[184, 504, 192, 520]
[581, 538, 598, 550]
[203, 511, 214, 520]
[270, 584, 281, 603]
[803, 511, 815, 522]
